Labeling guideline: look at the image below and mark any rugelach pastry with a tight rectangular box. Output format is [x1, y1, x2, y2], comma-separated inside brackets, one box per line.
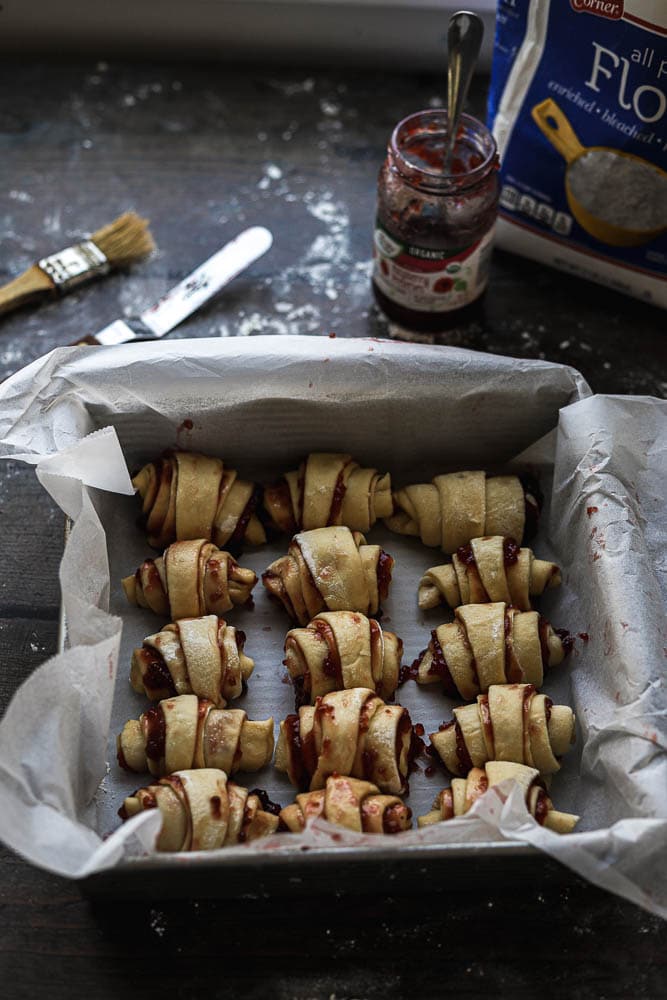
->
[280, 775, 412, 834]
[133, 451, 265, 550]
[118, 768, 280, 851]
[275, 687, 421, 794]
[417, 761, 578, 834]
[117, 694, 274, 776]
[262, 526, 393, 625]
[263, 452, 392, 534]
[122, 539, 257, 618]
[283, 611, 402, 705]
[129, 615, 253, 706]
[415, 602, 571, 698]
[384, 471, 539, 552]
[430, 683, 575, 776]
[418, 536, 560, 611]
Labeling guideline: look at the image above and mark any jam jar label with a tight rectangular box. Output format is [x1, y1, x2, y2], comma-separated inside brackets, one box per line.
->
[372, 224, 495, 313]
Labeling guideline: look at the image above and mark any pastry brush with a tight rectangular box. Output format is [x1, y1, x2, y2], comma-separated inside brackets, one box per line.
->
[0, 211, 155, 318]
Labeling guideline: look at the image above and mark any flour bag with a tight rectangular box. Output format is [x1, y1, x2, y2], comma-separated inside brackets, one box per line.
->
[488, 1, 667, 308]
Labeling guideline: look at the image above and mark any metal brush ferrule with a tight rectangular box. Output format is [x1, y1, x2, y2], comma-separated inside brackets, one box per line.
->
[38, 240, 110, 292]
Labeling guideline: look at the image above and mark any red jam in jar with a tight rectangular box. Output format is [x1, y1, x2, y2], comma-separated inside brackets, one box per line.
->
[372, 110, 499, 332]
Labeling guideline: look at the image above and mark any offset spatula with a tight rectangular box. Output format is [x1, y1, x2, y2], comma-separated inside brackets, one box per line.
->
[72, 226, 273, 346]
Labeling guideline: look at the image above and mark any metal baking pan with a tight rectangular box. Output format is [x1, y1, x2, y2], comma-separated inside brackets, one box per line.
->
[5, 337, 662, 909]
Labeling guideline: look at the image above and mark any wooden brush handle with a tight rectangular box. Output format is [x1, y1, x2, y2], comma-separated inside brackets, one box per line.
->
[0, 265, 55, 317]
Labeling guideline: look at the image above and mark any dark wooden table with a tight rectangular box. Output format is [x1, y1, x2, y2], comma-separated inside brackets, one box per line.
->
[0, 59, 665, 999]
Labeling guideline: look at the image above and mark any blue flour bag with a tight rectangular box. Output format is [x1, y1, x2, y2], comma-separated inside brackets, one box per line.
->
[487, 1, 667, 308]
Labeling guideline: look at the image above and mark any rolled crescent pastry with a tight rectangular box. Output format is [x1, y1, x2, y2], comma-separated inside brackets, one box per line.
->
[417, 761, 579, 835]
[415, 602, 571, 699]
[263, 452, 393, 534]
[133, 451, 266, 550]
[122, 539, 257, 619]
[280, 775, 412, 834]
[430, 683, 575, 776]
[284, 611, 402, 705]
[384, 471, 540, 553]
[117, 693, 274, 777]
[418, 536, 561, 611]
[262, 527, 393, 626]
[130, 615, 253, 706]
[274, 687, 420, 794]
[119, 768, 280, 851]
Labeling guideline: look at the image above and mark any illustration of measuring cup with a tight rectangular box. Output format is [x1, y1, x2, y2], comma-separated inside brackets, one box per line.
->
[531, 98, 667, 247]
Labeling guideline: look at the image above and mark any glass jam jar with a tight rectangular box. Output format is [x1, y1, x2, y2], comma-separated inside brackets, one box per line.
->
[372, 109, 499, 332]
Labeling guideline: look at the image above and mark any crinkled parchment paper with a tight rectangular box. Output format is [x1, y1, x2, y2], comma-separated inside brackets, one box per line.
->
[0, 337, 664, 916]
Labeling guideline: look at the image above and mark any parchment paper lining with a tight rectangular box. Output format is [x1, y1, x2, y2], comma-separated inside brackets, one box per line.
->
[0, 337, 664, 918]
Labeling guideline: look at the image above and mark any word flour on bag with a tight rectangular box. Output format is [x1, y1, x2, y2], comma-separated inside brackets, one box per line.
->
[488, 0, 667, 308]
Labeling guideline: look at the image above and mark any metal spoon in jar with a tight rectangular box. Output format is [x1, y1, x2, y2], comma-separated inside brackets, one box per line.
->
[444, 10, 484, 172]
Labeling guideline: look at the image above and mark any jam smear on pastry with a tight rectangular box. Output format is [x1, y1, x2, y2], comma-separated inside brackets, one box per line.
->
[264, 452, 392, 534]
[284, 611, 402, 706]
[262, 526, 393, 626]
[118, 768, 280, 851]
[133, 450, 265, 552]
[430, 683, 575, 776]
[122, 539, 257, 619]
[274, 687, 422, 795]
[130, 615, 253, 706]
[418, 536, 560, 611]
[117, 693, 274, 777]
[280, 774, 411, 834]
[385, 471, 540, 553]
[415, 602, 572, 699]
[417, 761, 578, 834]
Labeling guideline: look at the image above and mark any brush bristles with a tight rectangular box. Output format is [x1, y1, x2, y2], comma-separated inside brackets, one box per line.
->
[91, 211, 156, 268]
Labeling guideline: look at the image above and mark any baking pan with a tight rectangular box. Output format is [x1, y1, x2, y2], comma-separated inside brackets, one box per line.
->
[0, 337, 664, 913]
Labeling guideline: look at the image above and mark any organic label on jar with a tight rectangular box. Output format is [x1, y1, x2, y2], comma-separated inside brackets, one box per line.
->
[372, 224, 495, 312]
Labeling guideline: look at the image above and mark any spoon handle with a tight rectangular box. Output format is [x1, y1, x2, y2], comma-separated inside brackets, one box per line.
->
[445, 10, 484, 169]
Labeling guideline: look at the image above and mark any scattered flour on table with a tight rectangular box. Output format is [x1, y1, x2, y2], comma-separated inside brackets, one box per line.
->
[271, 191, 364, 319]
[319, 98, 341, 117]
[0, 344, 30, 368]
[281, 120, 299, 142]
[269, 77, 315, 96]
[0, 218, 36, 258]
[257, 163, 283, 189]
[220, 302, 324, 337]
[8, 190, 33, 203]
[208, 80, 371, 335]
[43, 209, 62, 237]
[149, 909, 167, 938]
[119, 274, 170, 317]
[234, 312, 291, 336]
[120, 81, 167, 109]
